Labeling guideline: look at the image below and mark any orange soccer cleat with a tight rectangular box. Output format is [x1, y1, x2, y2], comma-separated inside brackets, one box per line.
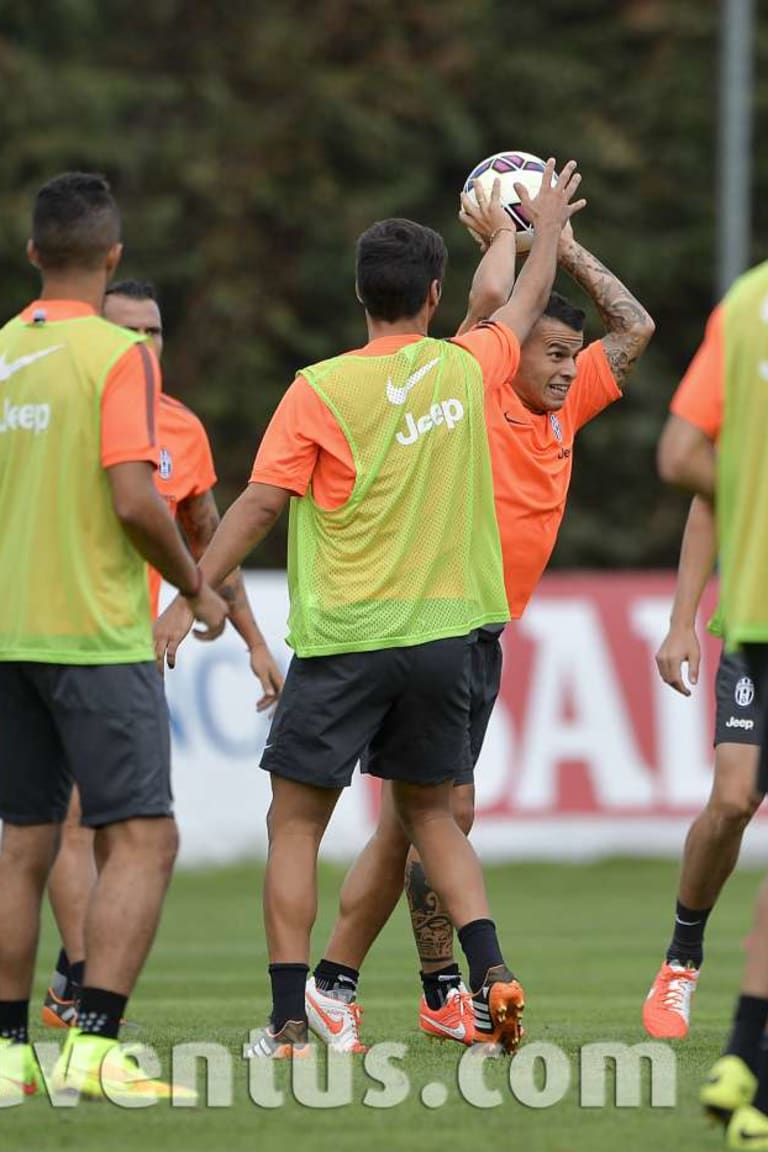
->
[643, 960, 700, 1039]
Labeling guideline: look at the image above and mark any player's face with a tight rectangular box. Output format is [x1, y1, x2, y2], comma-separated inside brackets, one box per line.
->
[514, 318, 583, 413]
[103, 295, 164, 360]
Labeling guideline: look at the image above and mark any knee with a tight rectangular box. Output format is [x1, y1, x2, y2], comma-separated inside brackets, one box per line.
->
[451, 791, 475, 836]
[708, 792, 762, 830]
[108, 818, 179, 875]
[1, 826, 60, 884]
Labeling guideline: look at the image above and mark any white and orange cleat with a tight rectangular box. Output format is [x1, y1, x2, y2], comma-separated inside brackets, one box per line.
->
[305, 977, 367, 1053]
[419, 985, 474, 1046]
[643, 960, 700, 1039]
[471, 966, 525, 1054]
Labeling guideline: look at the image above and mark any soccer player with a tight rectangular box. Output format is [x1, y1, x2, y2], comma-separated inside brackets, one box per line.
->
[0, 172, 228, 1103]
[642, 512, 762, 1036]
[42, 279, 284, 1028]
[154, 159, 587, 1057]
[657, 261, 768, 1148]
[302, 195, 655, 1052]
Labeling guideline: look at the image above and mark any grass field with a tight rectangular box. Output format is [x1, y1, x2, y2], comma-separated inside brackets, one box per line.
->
[3, 857, 763, 1151]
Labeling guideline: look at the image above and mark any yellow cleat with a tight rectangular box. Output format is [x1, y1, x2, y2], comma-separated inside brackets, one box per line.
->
[701, 1055, 757, 1126]
[728, 1105, 768, 1149]
[52, 1029, 197, 1106]
[0, 1039, 42, 1102]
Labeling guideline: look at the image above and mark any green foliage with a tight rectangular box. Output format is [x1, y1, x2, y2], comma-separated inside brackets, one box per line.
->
[1, 0, 766, 567]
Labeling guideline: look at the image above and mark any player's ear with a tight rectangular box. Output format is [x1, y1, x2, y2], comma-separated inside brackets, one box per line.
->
[429, 279, 442, 309]
[26, 239, 41, 270]
[354, 279, 363, 306]
[105, 242, 123, 279]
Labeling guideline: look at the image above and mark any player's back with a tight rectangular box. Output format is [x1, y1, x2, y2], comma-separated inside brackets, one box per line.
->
[0, 303, 153, 663]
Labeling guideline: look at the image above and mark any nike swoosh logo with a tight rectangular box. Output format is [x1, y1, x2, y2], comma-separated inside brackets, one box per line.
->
[734, 1131, 768, 1143]
[306, 992, 344, 1035]
[0, 345, 64, 382]
[386, 357, 440, 406]
[420, 1014, 466, 1041]
[503, 413, 528, 425]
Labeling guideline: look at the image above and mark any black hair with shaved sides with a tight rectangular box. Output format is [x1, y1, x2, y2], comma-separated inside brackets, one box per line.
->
[32, 172, 120, 271]
[106, 279, 158, 302]
[543, 292, 585, 333]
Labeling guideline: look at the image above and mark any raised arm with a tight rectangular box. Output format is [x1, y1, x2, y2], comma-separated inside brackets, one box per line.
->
[557, 224, 655, 387]
[655, 496, 718, 696]
[455, 178, 517, 336]
[489, 159, 586, 345]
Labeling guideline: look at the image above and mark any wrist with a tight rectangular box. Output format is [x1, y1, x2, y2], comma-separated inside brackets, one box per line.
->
[179, 566, 203, 600]
[488, 226, 516, 245]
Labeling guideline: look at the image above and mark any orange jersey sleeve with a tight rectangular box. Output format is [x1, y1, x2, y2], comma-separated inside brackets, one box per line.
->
[100, 343, 161, 468]
[451, 321, 522, 391]
[669, 305, 724, 440]
[187, 415, 217, 497]
[250, 375, 356, 509]
[567, 341, 622, 431]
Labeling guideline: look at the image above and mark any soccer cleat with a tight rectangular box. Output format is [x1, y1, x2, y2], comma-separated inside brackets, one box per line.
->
[41, 988, 78, 1029]
[0, 1039, 43, 1101]
[419, 985, 474, 1046]
[642, 960, 699, 1039]
[244, 1020, 312, 1060]
[52, 1028, 197, 1104]
[471, 965, 525, 1054]
[305, 977, 367, 1053]
[727, 1105, 768, 1148]
[701, 1055, 757, 1126]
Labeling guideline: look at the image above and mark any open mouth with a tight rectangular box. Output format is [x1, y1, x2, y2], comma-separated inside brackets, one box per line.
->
[548, 382, 570, 398]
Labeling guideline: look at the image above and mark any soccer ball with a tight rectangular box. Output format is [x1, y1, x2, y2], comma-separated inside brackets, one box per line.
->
[463, 151, 547, 252]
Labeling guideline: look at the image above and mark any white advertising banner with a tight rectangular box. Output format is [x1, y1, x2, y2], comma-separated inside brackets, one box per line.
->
[163, 571, 768, 866]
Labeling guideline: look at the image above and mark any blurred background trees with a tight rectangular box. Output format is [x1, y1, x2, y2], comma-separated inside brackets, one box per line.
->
[1, 0, 766, 568]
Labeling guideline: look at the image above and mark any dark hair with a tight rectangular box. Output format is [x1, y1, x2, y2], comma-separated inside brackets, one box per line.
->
[105, 278, 158, 301]
[543, 291, 585, 332]
[32, 172, 121, 271]
[356, 218, 448, 322]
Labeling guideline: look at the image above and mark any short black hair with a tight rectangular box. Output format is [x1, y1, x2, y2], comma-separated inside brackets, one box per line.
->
[356, 218, 448, 322]
[543, 291, 585, 332]
[32, 172, 121, 271]
[105, 278, 158, 301]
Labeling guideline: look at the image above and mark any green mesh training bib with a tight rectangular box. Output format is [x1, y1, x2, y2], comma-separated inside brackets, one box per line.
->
[718, 261, 768, 646]
[287, 336, 509, 656]
[0, 310, 155, 663]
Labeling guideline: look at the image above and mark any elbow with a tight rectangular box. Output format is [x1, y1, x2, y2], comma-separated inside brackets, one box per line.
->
[638, 312, 656, 349]
[111, 492, 148, 527]
[657, 434, 690, 487]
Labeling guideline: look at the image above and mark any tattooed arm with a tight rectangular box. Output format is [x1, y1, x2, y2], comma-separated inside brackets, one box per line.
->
[177, 489, 283, 710]
[557, 224, 655, 387]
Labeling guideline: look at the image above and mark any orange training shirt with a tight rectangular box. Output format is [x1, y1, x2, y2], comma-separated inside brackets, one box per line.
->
[249, 323, 521, 506]
[669, 305, 724, 440]
[486, 340, 620, 617]
[147, 393, 217, 615]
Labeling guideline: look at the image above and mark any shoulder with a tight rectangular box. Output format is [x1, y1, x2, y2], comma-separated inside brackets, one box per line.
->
[158, 392, 211, 448]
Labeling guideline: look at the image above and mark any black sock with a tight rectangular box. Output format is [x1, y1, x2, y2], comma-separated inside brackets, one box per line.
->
[52, 948, 70, 998]
[269, 963, 309, 1033]
[457, 919, 506, 992]
[421, 963, 462, 1011]
[666, 901, 712, 968]
[77, 987, 128, 1040]
[313, 959, 359, 1003]
[66, 960, 85, 1001]
[726, 996, 768, 1075]
[0, 1001, 29, 1045]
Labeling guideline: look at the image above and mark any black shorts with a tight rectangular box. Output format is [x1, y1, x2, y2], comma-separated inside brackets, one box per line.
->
[0, 662, 173, 827]
[453, 628, 503, 787]
[714, 648, 763, 747]
[260, 635, 474, 789]
[740, 644, 768, 794]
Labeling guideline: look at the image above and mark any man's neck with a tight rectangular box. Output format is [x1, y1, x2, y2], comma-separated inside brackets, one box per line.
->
[365, 313, 430, 342]
[38, 273, 107, 313]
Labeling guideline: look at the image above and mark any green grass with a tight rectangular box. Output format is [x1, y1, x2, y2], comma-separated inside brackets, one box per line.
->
[4, 858, 761, 1150]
